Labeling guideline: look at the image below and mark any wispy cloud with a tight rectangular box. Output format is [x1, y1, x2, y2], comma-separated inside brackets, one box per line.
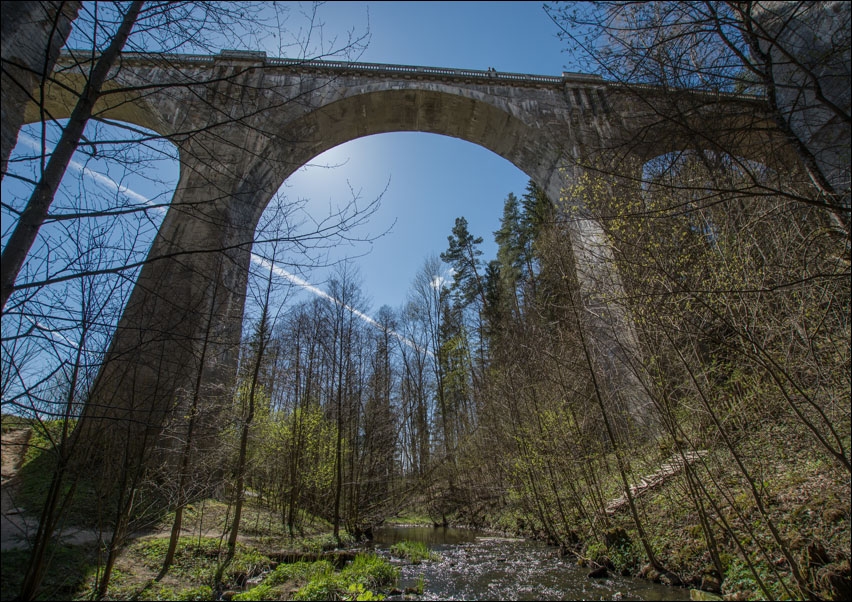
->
[14, 134, 431, 356]
[23, 314, 78, 349]
[18, 134, 161, 211]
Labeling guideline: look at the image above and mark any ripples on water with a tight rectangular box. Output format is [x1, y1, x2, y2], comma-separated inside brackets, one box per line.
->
[372, 527, 687, 601]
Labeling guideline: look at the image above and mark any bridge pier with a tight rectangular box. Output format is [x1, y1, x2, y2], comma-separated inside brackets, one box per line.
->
[547, 160, 658, 437]
[73, 135, 281, 476]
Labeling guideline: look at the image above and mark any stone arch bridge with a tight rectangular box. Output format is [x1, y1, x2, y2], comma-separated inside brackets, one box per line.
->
[10, 49, 785, 461]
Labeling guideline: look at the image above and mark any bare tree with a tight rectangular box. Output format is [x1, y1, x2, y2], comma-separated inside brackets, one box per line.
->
[1, 3, 377, 598]
[1, 1, 144, 310]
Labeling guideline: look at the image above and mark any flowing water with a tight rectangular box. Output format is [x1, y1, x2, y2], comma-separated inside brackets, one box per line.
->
[370, 526, 688, 601]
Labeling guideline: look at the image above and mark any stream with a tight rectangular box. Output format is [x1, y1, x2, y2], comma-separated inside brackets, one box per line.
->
[369, 526, 688, 601]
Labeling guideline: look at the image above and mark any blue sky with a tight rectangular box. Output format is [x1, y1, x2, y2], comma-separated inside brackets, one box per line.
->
[272, 1, 576, 315]
[0, 1, 579, 406]
[3, 1, 578, 324]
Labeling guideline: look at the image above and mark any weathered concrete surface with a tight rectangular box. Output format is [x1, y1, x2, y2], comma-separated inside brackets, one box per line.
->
[753, 1, 851, 216]
[0, 0, 80, 179]
[10, 50, 795, 468]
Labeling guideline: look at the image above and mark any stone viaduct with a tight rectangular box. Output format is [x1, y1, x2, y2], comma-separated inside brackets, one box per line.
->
[7, 48, 786, 465]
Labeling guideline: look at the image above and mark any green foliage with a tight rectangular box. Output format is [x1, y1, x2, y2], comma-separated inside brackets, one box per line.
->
[173, 585, 214, 601]
[142, 584, 214, 601]
[233, 584, 274, 601]
[720, 555, 792, 601]
[0, 412, 32, 432]
[346, 582, 385, 601]
[266, 560, 334, 586]
[341, 553, 400, 587]
[722, 556, 770, 600]
[250, 404, 338, 529]
[291, 554, 398, 601]
[607, 539, 641, 574]
[389, 540, 439, 564]
[293, 575, 343, 601]
[494, 192, 524, 294]
[294, 532, 353, 554]
[440, 216, 485, 307]
[585, 541, 607, 564]
[413, 573, 426, 595]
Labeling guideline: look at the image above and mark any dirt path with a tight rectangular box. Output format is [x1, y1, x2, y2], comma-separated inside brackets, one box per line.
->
[605, 450, 708, 515]
[1, 428, 37, 550]
[1, 429, 104, 551]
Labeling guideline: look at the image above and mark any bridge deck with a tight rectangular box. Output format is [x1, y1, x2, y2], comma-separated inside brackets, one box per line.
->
[58, 49, 604, 88]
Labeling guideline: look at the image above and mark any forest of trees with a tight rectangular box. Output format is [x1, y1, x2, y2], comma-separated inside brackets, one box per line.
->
[1, 2, 849, 601]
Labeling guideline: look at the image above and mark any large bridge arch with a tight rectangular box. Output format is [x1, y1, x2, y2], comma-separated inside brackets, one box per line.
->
[7, 50, 791, 471]
[67, 73, 617, 460]
[260, 86, 572, 226]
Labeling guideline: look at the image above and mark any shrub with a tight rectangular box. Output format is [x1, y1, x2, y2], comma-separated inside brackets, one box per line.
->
[292, 554, 398, 600]
[341, 554, 399, 587]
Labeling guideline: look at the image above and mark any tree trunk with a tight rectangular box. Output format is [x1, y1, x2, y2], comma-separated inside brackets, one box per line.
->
[1, 0, 144, 310]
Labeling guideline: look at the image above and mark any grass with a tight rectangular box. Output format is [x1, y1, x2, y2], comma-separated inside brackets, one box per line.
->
[1, 525, 396, 601]
[291, 554, 399, 601]
[576, 427, 851, 599]
[1, 413, 32, 433]
[232, 554, 400, 601]
[265, 560, 335, 586]
[134, 536, 271, 585]
[33, 534, 387, 601]
[388, 540, 440, 564]
[6, 407, 847, 601]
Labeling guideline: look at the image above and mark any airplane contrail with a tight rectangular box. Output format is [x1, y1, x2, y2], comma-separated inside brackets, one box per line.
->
[250, 254, 432, 356]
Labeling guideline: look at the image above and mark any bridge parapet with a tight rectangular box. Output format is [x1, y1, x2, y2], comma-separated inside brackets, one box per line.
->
[57, 49, 607, 88]
[56, 49, 767, 105]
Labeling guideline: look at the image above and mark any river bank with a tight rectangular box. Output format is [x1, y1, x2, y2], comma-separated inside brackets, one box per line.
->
[442, 435, 851, 601]
[2, 417, 849, 601]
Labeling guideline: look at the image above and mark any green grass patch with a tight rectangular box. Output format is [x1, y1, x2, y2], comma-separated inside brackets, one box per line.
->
[134, 536, 271, 589]
[295, 532, 353, 553]
[266, 560, 334, 586]
[284, 553, 398, 601]
[388, 540, 440, 564]
[131, 583, 214, 601]
[232, 584, 274, 601]
[340, 553, 400, 587]
[1, 413, 33, 432]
